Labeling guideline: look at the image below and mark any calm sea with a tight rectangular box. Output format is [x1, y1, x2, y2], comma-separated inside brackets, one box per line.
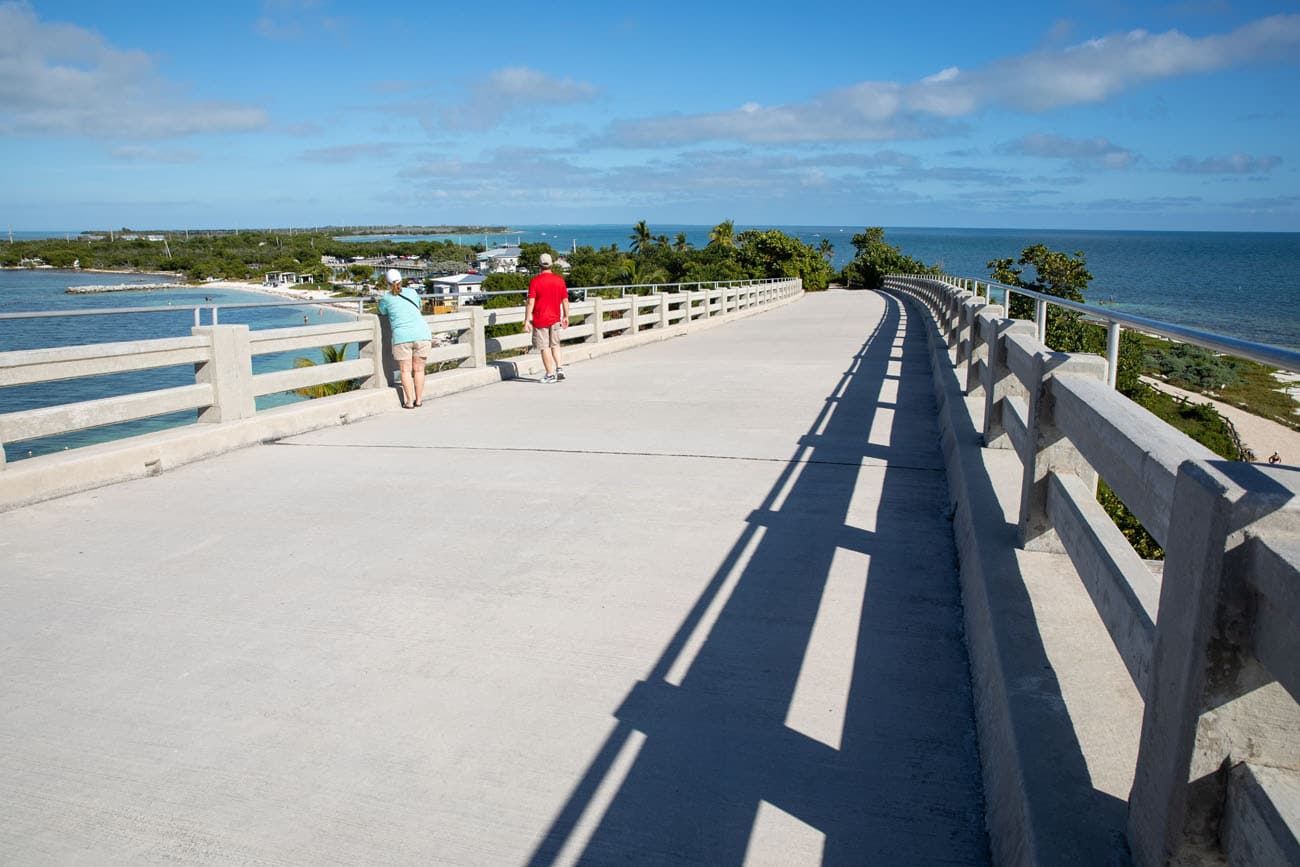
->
[0, 270, 354, 461]
[339, 225, 1300, 349]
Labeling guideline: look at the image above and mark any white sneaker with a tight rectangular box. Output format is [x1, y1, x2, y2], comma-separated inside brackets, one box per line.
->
[556, 366, 566, 381]
[540, 373, 558, 384]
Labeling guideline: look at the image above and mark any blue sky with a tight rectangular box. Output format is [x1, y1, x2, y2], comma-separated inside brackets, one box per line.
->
[2, 0, 1298, 231]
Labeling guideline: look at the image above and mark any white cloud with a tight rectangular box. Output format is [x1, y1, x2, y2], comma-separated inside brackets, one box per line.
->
[1001, 134, 1138, 170]
[109, 145, 200, 164]
[392, 146, 1028, 213]
[0, 1, 267, 138]
[436, 67, 598, 131]
[599, 14, 1300, 146]
[300, 142, 394, 163]
[1172, 153, 1282, 174]
[254, 0, 334, 40]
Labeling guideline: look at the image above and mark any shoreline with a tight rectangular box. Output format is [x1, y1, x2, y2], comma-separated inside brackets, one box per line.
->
[3, 266, 366, 316]
[200, 280, 366, 315]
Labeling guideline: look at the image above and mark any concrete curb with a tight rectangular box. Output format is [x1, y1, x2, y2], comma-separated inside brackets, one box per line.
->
[892, 289, 1132, 867]
[0, 291, 804, 512]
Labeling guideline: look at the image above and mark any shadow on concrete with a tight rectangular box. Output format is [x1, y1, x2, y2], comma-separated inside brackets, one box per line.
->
[882, 288, 1131, 865]
[526, 295, 990, 865]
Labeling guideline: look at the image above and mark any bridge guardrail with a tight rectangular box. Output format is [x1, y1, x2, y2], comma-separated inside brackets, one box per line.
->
[0, 278, 802, 470]
[886, 275, 1299, 867]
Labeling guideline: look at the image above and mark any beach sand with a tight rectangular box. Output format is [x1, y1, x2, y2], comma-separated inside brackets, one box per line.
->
[200, 280, 365, 314]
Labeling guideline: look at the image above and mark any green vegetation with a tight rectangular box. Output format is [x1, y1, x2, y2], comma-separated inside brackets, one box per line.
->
[1137, 334, 1298, 431]
[547, 220, 834, 292]
[2, 229, 476, 284]
[3, 222, 838, 294]
[842, 227, 937, 289]
[986, 243, 1257, 558]
[292, 345, 361, 398]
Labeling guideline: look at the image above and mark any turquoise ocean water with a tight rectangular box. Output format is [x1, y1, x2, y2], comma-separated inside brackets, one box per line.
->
[4, 226, 1297, 460]
[0, 270, 355, 460]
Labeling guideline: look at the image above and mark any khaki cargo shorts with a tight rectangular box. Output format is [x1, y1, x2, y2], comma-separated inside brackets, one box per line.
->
[531, 323, 563, 350]
[393, 339, 432, 361]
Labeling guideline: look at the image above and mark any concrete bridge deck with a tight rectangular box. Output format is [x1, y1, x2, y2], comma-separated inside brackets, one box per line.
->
[0, 291, 989, 864]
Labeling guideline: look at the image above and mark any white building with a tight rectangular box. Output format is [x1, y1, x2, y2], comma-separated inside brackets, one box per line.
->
[429, 273, 487, 306]
[475, 246, 521, 273]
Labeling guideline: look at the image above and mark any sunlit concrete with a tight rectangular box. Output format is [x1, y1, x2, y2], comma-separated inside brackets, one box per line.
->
[0, 291, 987, 865]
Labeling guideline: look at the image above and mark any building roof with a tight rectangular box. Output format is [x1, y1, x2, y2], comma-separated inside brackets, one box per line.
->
[476, 246, 521, 260]
[430, 273, 486, 286]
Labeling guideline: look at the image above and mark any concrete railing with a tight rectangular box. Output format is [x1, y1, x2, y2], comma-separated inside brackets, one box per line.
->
[917, 273, 1300, 383]
[0, 279, 802, 504]
[886, 275, 1299, 866]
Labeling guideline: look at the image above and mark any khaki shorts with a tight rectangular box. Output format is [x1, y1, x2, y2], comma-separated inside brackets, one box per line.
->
[531, 323, 563, 350]
[393, 339, 432, 361]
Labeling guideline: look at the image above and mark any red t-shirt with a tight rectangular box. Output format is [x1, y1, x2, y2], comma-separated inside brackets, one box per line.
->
[528, 271, 568, 327]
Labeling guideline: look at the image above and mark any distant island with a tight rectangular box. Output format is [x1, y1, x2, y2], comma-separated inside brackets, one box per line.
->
[73, 225, 512, 239]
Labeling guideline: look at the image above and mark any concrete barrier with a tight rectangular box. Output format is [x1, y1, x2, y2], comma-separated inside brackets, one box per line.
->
[887, 275, 1300, 866]
[0, 280, 803, 511]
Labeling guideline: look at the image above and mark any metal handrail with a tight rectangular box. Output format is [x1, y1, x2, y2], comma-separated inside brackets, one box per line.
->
[0, 305, 203, 321]
[0, 297, 366, 328]
[1, 277, 788, 327]
[894, 273, 1300, 375]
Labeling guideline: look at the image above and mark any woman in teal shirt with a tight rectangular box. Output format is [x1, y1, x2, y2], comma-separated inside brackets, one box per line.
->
[377, 269, 433, 408]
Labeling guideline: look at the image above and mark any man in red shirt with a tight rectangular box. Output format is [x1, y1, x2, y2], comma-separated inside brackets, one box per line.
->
[524, 252, 570, 383]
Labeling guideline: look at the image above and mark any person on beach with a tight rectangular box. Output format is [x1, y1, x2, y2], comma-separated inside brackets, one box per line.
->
[524, 253, 569, 383]
[377, 268, 432, 408]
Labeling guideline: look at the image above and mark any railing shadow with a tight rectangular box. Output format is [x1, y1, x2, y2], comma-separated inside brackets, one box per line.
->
[883, 285, 1131, 864]
[527, 294, 989, 865]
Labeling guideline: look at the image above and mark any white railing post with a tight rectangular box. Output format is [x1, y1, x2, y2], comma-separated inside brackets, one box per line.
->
[191, 325, 255, 423]
[464, 306, 487, 367]
[590, 296, 604, 343]
[1128, 463, 1300, 866]
[967, 303, 1002, 397]
[659, 293, 669, 329]
[1107, 321, 1122, 389]
[956, 294, 984, 369]
[1035, 297, 1048, 343]
[628, 296, 640, 334]
[1017, 350, 1108, 551]
[983, 319, 1039, 449]
[358, 313, 385, 387]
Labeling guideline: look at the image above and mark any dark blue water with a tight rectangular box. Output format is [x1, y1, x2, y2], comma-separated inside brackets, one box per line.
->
[0, 271, 356, 461]
[882, 228, 1300, 349]
[339, 225, 1300, 349]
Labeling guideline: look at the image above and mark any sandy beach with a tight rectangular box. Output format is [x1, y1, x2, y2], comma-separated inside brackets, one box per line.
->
[199, 279, 366, 313]
[1140, 375, 1300, 465]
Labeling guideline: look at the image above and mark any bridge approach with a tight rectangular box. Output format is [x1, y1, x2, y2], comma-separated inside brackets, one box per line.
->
[2, 279, 1297, 866]
[0, 289, 994, 864]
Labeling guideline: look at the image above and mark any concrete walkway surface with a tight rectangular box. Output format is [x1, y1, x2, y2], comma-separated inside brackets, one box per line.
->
[0, 291, 988, 865]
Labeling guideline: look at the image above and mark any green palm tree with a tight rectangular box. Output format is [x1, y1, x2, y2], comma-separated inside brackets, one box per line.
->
[629, 220, 652, 254]
[674, 232, 691, 252]
[708, 219, 735, 249]
[818, 238, 834, 263]
[293, 344, 360, 398]
[619, 258, 666, 288]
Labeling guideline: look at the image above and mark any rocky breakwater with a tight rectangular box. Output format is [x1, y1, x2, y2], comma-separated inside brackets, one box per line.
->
[66, 282, 187, 294]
